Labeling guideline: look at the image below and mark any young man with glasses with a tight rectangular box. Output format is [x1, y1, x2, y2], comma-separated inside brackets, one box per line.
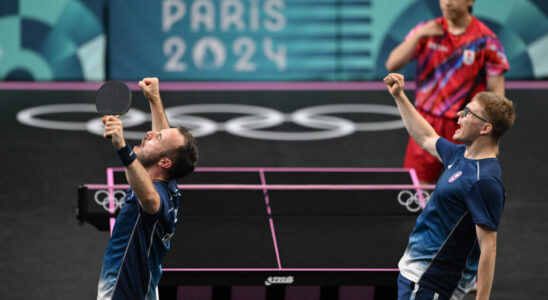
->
[463, 106, 489, 123]
[385, 0, 509, 184]
[384, 73, 515, 300]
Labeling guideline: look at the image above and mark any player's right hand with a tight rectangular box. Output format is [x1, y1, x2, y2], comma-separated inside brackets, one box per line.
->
[139, 77, 160, 102]
[417, 20, 444, 38]
[103, 116, 126, 149]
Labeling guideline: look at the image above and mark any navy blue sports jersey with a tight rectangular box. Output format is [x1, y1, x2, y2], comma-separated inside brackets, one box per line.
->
[98, 180, 181, 300]
[398, 138, 505, 299]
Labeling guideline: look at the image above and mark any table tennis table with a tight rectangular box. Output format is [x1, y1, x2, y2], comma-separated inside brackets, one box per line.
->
[77, 167, 434, 299]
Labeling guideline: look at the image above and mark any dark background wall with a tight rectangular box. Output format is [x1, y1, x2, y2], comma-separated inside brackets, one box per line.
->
[0, 87, 546, 299]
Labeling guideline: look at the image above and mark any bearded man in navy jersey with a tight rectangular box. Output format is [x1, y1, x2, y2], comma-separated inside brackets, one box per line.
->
[384, 73, 514, 300]
[98, 77, 198, 300]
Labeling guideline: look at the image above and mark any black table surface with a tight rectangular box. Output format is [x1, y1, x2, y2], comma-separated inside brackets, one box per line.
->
[79, 168, 429, 285]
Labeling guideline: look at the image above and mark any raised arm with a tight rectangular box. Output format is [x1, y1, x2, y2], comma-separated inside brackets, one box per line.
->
[475, 224, 497, 300]
[487, 74, 505, 97]
[139, 77, 170, 132]
[384, 73, 441, 161]
[385, 20, 444, 71]
[103, 116, 161, 214]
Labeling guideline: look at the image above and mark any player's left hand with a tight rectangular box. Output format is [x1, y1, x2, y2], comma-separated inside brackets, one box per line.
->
[139, 77, 160, 103]
[384, 73, 405, 98]
[103, 116, 126, 149]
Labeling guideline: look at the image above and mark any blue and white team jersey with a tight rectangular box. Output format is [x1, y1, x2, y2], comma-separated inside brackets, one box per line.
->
[98, 180, 181, 300]
[399, 138, 505, 299]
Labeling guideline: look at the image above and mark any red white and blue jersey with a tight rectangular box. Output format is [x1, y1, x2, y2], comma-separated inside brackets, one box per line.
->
[398, 138, 506, 299]
[407, 16, 509, 119]
[98, 180, 181, 300]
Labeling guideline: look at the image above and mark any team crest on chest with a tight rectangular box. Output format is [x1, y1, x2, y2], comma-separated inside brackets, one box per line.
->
[463, 49, 475, 65]
[448, 171, 463, 183]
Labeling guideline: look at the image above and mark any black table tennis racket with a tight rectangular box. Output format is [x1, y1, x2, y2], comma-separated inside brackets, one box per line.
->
[96, 80, 132, 117]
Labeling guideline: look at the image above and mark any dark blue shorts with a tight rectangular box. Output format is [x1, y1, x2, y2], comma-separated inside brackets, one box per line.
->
[397, 273, 445, 300]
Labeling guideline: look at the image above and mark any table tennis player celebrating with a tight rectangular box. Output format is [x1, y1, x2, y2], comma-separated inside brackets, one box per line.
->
[384, 73, 514, 300]
[97, 78, 198, 300]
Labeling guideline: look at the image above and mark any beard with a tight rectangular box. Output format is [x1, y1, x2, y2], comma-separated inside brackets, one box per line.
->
[136, 152, 161, 168]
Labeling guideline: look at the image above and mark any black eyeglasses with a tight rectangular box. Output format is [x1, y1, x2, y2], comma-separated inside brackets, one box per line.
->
[463, 106, 490, 123]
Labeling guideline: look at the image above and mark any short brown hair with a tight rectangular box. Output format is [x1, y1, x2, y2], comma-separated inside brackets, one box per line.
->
[473, 92, 515, 141]
[163, 127, 199, 179]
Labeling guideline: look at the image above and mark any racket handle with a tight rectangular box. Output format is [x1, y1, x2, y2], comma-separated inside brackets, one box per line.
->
[102, 114, 121, 139]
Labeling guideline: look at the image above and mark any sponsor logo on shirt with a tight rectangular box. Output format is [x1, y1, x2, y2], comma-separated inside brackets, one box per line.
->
[161, 232, 174, 244]
[265, 276, 294, 286]
[428, 42, 448, 52]
[463, 49, 475, 65]
[448, 171, 463, 183]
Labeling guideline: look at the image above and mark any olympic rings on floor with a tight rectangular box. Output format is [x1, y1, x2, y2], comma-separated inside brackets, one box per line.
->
[17, 103, 404, 141]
